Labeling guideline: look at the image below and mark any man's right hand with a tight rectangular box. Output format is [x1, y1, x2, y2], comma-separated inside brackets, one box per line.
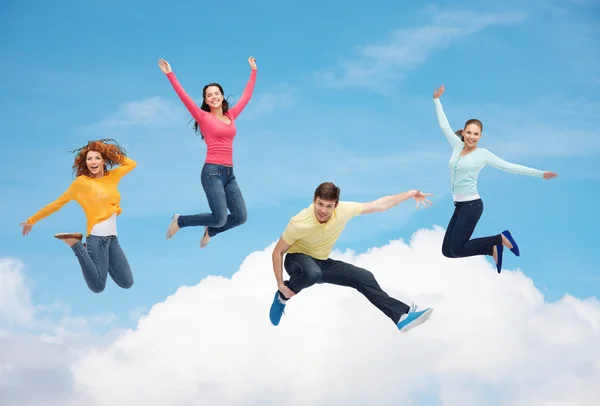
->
[278, 284, 296, 299]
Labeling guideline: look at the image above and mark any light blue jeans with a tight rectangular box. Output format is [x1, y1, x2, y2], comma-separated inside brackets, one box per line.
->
[71, 235, 134, 293]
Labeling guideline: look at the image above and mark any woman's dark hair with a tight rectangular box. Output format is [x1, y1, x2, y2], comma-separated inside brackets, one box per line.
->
[189, 82, 231, 139]
[455, 119, 483, 141]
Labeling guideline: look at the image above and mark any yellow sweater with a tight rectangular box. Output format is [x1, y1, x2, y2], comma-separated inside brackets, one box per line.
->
[27, 157, 137, 236]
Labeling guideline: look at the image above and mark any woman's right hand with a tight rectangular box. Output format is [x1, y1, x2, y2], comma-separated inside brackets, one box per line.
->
[20, 221, 32, 236]
[433, 84, 445, 99]
[158, 59, 172, 74]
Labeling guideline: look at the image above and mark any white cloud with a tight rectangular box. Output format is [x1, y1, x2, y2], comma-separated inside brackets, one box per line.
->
[3, 227, 600, 405]
[319, 10, 526, 90]
[98, 97, 182, 128]
[238, 86, 296, 121]
[0, 258, 34, 325]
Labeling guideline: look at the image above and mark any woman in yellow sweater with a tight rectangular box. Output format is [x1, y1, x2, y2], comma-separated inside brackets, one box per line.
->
[20, 139, 137, 293]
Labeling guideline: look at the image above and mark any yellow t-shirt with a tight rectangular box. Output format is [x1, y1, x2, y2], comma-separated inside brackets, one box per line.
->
[27, 157, 137, 236]
[281, 201, 363, 260]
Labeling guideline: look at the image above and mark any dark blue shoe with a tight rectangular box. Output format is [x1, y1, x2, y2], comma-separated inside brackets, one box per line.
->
[269, 291, 286, 326]
[396, 304, 433, 333]
[495, 244, 504, 273]
[502, 230, 520, 257]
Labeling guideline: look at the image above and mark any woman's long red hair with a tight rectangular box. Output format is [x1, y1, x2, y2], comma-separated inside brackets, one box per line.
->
[70, 138, 127, 178]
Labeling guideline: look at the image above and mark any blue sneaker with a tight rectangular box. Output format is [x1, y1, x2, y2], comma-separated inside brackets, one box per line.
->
[502, 230, 520, 257]
[269, 291, 286, 326]
[396, 304, 433, 333]
[495, 244, 504, 274]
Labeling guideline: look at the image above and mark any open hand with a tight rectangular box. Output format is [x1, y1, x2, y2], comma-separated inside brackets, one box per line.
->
[158, 59, 172, 74]
[543, 171, 558, 180]
[248, 56, 257, 70]
[20, 222, 32, 236]
[433, 84, 445, 99]
[410, 190, 434, 209]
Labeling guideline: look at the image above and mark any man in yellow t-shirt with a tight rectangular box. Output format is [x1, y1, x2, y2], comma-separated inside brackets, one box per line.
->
[269, 182, 435, 333]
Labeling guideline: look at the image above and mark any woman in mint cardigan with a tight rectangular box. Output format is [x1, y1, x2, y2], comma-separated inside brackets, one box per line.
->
[433, 84, 557, 273]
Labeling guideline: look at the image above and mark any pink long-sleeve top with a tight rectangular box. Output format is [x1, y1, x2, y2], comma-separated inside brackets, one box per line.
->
[166, 69, 257, 166]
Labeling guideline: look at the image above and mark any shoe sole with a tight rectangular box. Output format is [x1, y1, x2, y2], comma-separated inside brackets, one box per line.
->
[54, 233, 83, 240]
[166, 214, 179, 240]
[399, 308, 434, 333]
[200, 226, 209, 248]
[502, 230, 520, 257]
[496, 244, 504, 274]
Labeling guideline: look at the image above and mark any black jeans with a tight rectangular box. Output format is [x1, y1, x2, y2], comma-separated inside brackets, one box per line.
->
[442, 199, 502, 258]
[283, 253, 410, 324]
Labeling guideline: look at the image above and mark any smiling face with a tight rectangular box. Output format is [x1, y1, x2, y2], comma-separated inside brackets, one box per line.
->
[313, 197, 338, 223]
[462, 122, 482, 148]
[204, 85, 224, 111]
[86, 150, 105, 178]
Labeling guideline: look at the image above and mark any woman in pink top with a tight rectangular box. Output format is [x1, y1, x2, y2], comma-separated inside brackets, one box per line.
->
[158, 57, 257, 248]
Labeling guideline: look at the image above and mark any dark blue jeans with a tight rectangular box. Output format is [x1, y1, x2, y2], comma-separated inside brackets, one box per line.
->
[442, 199, 502, 258]
[177, 164, 247, 238]
[283, 253, 411, 324]
[71, 235, 134, 293]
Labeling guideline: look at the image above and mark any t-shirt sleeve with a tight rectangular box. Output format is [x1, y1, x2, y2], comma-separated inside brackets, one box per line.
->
[281, 218, 301, 245]
[338, 201, 363, 220]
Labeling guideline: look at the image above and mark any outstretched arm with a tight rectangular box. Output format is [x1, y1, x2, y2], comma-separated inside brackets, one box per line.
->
[483, 149, 556, 179]
[272, 237, 296, 299]
[227, 56, 258, 120]
[360, 190, 433, 215]
[158, 59, 207, 123]
[21, 189, 73, 235]
[433, 85, 463, 149]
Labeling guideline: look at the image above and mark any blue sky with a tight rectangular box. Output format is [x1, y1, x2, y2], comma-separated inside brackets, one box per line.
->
[1, 0, 598, 329]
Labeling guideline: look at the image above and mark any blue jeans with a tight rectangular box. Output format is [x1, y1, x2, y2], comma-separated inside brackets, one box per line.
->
[177, 164, 247, 238]
[71, 235, 134, 293]
[442, 199, 502, 258]
[283, 253, 411, 324]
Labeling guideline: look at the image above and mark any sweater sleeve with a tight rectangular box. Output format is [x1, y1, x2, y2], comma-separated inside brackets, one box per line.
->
[165, 72, 207, 123]
[108, 157, 137, 180]
[434, 98, 463, 149]
[482, 149, 545, 178]
[227, 70, 257, 120]
[27, 186, 73, 225]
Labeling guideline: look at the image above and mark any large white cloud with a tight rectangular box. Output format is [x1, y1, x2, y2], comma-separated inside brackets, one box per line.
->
[2, 227, 599, 406]
[0, 258, 35, 326]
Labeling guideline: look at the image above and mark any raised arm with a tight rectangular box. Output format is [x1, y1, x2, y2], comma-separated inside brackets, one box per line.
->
[433, 85, 463, 149]
[227, 56, 258, 120]
[108, 156, 137, 180]
[158, 59, 207, 123]
[21, 188, 73, 235]
[360, 190, 433, 214]
[482, 149, 555, 179]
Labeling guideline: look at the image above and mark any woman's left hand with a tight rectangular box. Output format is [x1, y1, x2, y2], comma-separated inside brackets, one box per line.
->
[248, 56, 257, 70]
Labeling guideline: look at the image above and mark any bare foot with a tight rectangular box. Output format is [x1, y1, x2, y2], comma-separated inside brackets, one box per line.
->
[63, 238, 82, 246]
[501, 233, 513, 249]
[54, 233, 83, 247]
[492, 246, 498, 264]
[200, 227, 211, 248]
